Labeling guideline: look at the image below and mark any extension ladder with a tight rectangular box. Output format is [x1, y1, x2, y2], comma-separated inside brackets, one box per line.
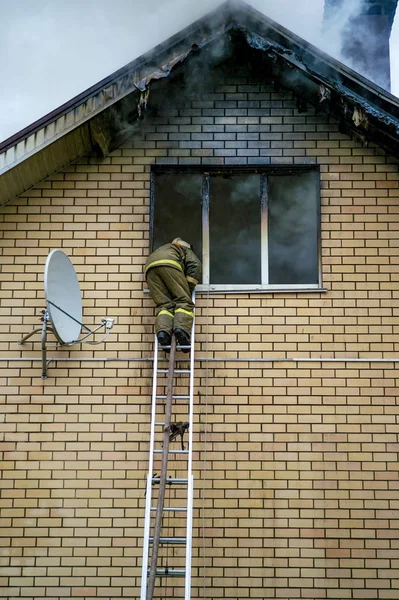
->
[141, 318, 195, 600]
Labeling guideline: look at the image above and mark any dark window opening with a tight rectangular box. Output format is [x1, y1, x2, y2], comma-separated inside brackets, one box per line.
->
[151, 167, 320, 290]
[268, 171, 319, 285]
[152, 173, 202, 257]
[210, 174, 261, 285]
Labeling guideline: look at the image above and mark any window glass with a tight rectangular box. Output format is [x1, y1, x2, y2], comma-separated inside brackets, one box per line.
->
[209, 174, 261, 285]
[268, 171, 319, 285]
[152, 174, 203, 260]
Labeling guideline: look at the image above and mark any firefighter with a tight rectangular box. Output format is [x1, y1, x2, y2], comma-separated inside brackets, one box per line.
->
[144, 238, 202, 352]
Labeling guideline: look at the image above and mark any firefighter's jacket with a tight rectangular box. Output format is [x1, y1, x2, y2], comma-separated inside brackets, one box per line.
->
[145, 242, 202, 291]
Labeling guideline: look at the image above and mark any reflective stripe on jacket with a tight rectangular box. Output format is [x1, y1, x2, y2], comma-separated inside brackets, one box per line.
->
[145, 242, 202, 287]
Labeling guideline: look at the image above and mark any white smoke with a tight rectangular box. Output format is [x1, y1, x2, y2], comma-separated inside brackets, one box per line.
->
[391, 8, 399, 91]
[320, 0, 398, 90]
[319, 0, 366, 61]
[0, 0, 397, 143]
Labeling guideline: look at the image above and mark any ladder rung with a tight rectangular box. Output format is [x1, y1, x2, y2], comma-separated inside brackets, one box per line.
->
[156, 395, 190, 400]
[152, 477, 188, 485]
[149, 537, 186, 545]
[151, 507, 187, 512]
[157, 369, 190, 374]
[158, 345, 191, 350]
[153, 449, 189, 454]
[151, 569, 186, 577]
[154, 422, 191, 428]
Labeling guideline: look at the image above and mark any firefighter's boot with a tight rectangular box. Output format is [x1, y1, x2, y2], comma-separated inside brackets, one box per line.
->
[174, 328, 191, 353]
[157, 331, 171, 352]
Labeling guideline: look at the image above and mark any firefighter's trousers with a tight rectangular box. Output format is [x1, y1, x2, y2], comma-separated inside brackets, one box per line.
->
[146, 266, 194, 336]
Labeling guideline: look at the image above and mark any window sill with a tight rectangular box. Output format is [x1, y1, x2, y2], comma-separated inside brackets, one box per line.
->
[195, 285, 328, 294]
[144, 286, 328, 295]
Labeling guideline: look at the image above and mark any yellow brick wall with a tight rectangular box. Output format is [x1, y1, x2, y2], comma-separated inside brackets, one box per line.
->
[1, 63, 399, 599]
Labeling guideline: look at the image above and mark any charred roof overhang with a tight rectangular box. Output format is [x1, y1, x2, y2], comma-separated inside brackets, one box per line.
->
[229, 27, 399, 156]
[2, 0, 399, 156]
[110, 22, 399, 159]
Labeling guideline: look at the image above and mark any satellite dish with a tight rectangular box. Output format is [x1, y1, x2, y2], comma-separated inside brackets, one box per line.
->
[44, 249, 82, 344]
[19, 249, 114, 378]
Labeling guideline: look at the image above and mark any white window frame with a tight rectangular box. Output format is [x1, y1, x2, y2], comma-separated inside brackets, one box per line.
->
[151, 166, 323, 294]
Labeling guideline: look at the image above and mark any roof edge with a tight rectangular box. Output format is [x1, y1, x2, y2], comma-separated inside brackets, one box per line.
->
[1, 0, 398, 159]
[0, 0, 235, 154]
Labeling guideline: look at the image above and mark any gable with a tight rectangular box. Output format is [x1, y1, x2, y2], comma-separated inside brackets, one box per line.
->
[1, 0, 398, 207]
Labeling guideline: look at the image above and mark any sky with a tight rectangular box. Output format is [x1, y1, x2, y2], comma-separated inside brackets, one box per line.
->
[0, 0, 398, 144]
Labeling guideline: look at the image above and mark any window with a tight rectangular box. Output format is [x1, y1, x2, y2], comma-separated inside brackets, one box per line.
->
[151, 167, 320, 292]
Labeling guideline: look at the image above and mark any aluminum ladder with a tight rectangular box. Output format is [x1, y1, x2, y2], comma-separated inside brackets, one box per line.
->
[141, 318, 195, 600]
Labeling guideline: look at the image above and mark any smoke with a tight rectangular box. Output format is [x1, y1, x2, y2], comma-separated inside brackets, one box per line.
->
[210, 175, 261, 285]
[391, 10, 399, 90]
[0, 0, 397, 143]
[153, 173, 203, 255]
[268, 172, 319, 285]
[320, 0, 366, 62]
[0, 0, 224, 142]
[320, 0, 396, 90]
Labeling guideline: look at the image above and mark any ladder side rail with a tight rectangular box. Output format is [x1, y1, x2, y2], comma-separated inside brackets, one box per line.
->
[185, 294, 196, 599]
[185, 474, 194, 600]
[146, 335, 177, 600]
[140, 338, 160, 600]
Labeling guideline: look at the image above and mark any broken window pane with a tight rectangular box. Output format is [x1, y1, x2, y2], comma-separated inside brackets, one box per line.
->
[268, 171, 319, 285]
[152, 173, 203, 264]
[209, 174, 261, 285]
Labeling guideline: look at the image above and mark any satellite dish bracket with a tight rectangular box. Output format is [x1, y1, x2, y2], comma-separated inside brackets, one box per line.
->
[19, 306, 110, 379]
[18, 309, 55, 378]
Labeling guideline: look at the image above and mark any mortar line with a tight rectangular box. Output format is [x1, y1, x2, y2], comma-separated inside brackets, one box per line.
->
[3, 357, 399, 363]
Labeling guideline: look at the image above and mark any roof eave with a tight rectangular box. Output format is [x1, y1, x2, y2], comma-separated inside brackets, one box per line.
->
[0, 0, 398, 208]
[2, 0, 399, 156]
